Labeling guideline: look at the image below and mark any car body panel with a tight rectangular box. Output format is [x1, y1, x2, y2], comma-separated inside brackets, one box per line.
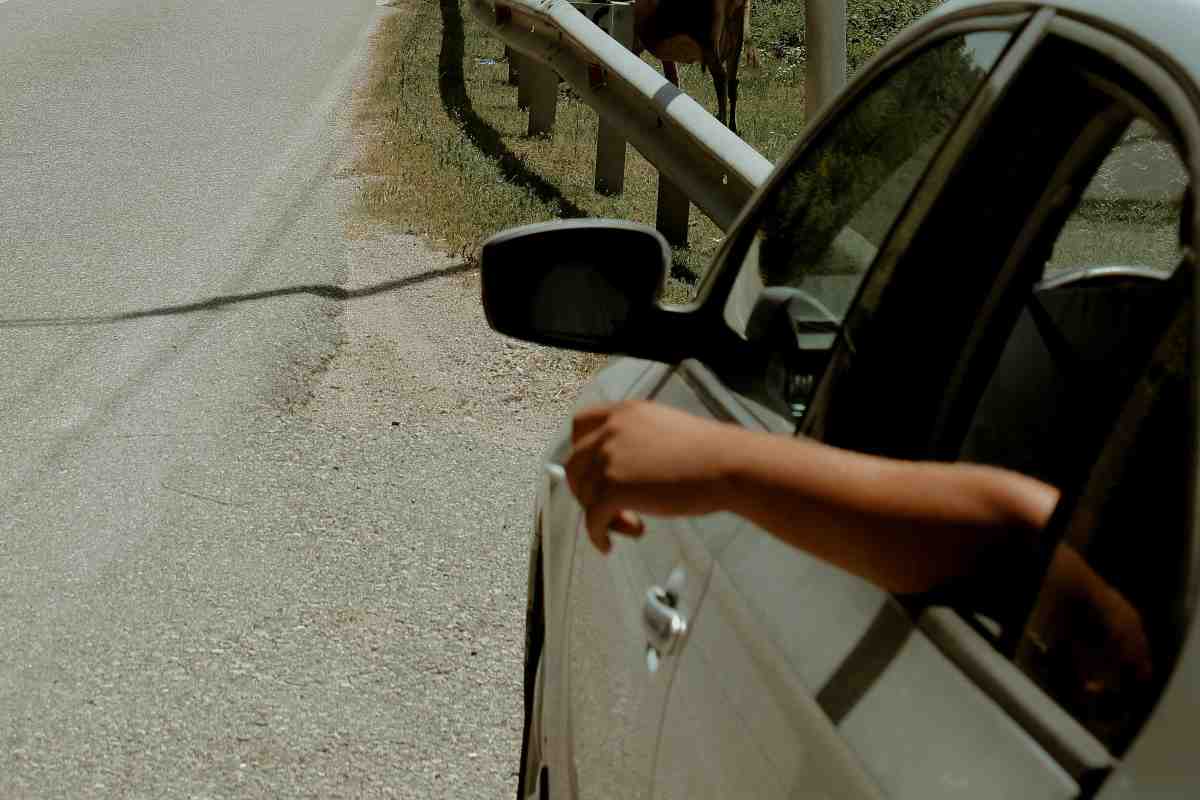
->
[715, 530, 888, 692]
[537, 357, 662, 798]
[839, 629, 1078, 798]
[654, 564, 885, 800]
[934, 0, 1200, 84]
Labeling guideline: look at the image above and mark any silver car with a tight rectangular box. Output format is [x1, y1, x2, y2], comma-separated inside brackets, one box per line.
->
[482, 0, 1200, 796]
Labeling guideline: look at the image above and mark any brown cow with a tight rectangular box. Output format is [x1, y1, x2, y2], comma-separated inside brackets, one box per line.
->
[632, 0, 751, 134]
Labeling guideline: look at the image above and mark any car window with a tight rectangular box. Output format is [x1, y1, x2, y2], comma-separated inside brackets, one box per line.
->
[1013, 294, 1189, 755]
[1046, 119, 1188, 277]
[723, 31, 1011, 334]
[936, 51, 1196, 756]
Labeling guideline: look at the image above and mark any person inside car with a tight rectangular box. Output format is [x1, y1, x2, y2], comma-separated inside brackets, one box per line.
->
[564, 399, 1153, 724]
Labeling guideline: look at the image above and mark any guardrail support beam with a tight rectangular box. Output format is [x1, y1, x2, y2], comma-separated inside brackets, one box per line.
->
[528, 62, 559, 136]
[594, 2, 634, 194]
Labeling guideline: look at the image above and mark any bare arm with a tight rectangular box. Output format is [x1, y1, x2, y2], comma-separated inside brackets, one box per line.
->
[566, 401, 1059, 595]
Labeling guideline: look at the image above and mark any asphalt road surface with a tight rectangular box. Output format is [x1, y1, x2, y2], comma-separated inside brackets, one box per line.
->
[1, 1, 584, 796]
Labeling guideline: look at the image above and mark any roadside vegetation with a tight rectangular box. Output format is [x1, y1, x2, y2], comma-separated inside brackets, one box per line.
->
[355, 0, 944, 292]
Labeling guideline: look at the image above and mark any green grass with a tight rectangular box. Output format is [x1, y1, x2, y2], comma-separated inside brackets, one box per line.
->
[354, 0, 948, 297]
[754, 0, 943, 75]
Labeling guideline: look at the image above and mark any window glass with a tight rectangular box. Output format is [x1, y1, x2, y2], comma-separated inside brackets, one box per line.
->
[723, 31, 1010, 334]
[1046, 119, 1188, 276]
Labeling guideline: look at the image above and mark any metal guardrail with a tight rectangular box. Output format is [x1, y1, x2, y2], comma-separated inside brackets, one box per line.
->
[466, 0, 775, 241]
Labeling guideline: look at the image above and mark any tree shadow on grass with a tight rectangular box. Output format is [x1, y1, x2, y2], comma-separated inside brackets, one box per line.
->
[0, 262, 477, 328]
[437, 0, 587, 219]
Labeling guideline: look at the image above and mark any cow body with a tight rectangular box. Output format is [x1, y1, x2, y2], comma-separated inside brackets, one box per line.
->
[632, 0, 750, 134]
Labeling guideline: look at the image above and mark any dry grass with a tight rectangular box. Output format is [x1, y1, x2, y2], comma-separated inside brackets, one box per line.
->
[353, 0, 809, 297]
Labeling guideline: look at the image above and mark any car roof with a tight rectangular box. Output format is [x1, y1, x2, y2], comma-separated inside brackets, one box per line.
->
[933, 0, 1200, 94]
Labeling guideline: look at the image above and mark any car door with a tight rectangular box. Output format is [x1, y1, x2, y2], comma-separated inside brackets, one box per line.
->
[652, 9, 1198, 800]
[556, 356, 754, 800]
[649, 16, 1032, 799]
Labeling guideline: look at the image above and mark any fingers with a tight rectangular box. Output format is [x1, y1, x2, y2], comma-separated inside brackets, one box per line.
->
[584, 509, 612, 554]
[570, 403, 646, 554]
[564, 427, 607, 507]
[584, 506, 645, 555]
[572, 403, 616, 444]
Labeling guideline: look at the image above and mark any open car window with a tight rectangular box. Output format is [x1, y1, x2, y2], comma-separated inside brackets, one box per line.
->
[910, 36, 1197, 760]
[1046, 118, 1188, 278]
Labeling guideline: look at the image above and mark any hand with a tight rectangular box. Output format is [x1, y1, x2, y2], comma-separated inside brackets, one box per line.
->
[1025, 546, 1154, 739]
[565, 401, 740, 553]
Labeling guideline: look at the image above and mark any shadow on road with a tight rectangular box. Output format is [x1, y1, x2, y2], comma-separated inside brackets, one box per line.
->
[0, 262, 477, 328]
[437, 0, 586, 219]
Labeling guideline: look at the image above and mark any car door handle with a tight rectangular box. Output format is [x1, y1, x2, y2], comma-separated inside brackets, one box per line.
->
[643, 586, 688, 657]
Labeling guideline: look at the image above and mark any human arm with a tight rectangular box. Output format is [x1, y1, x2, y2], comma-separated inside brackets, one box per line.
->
[565, 400, 1059, 595]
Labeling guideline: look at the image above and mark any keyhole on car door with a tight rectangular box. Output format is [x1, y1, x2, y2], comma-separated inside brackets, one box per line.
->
[643, 566, 688, 673]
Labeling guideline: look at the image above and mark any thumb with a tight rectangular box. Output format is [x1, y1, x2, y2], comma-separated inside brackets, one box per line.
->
[585, 506, 613, 554]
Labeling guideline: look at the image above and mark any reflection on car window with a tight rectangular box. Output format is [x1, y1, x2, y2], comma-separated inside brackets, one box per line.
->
[1046, 119, 1188, 276]
[724, 31, 1010, 334]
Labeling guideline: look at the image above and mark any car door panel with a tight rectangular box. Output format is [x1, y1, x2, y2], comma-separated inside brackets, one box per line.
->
[560, 358, 728, 799]
[838, 629, 1078, 799]
[654, 565, 884, 800]
[564, 516, 710, 800]
[643, 364, 887, 799]
[541, 357, 664, 799]
[717, 532, 889, 691]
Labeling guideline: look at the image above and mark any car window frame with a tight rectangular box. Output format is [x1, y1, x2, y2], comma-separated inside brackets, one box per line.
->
[799, 8, 1059, 450]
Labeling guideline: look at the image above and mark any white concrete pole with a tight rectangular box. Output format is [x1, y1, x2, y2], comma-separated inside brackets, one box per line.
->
[806, 0, 847, 118]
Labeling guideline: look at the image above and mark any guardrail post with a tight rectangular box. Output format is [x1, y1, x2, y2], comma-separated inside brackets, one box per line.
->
[528, 61, 559, 136]
[505, 46, 520, 85]
[806, 0, 848, 118]
[656, 176, 690, 246]
[593, 2, 633, 194]
[516, 51, 533, 110]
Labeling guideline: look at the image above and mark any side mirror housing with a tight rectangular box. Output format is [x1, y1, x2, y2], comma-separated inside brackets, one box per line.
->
[480, 219, 670, 353]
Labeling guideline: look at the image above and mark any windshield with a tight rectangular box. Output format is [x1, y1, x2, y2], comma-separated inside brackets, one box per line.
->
[724, 31, 1012, 336]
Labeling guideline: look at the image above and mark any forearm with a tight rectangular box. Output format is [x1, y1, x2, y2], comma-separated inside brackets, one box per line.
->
[710, 430, 1060, 594]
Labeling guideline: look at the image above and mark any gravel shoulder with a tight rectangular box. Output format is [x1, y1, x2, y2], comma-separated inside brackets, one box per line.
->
[248, 23, 598, 793]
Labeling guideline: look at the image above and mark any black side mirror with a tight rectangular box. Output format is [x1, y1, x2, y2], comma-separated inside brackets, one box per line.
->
[480, 219, 670, 353]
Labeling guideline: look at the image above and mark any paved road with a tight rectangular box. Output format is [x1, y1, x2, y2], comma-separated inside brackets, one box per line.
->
[1, 1, 576, 796]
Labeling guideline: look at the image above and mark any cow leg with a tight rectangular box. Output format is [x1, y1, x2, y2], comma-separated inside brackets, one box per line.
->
[663, 60, 680, 87]
[727, 12, 744, 135]
[710, 60, 728, 127]
[729, 74, 739, 135]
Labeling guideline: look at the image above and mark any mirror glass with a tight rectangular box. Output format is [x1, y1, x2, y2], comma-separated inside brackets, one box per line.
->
[481, 221, 668, 350]
[523, 262, 637, 341]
